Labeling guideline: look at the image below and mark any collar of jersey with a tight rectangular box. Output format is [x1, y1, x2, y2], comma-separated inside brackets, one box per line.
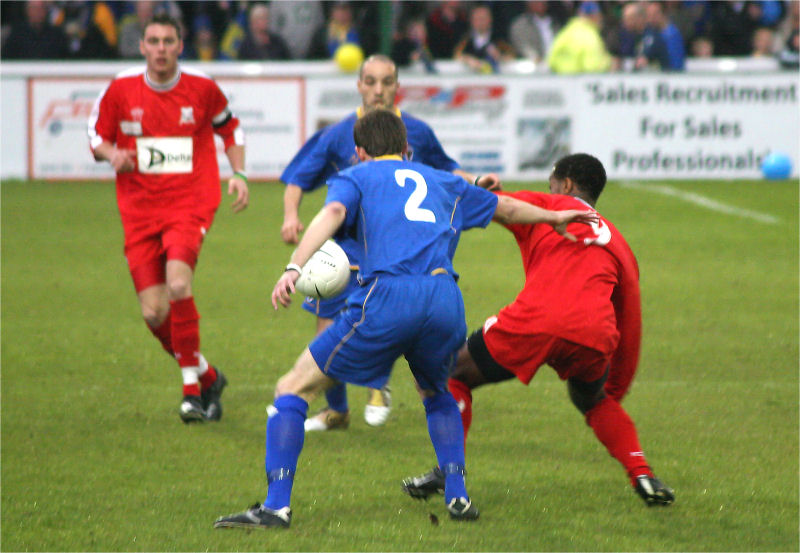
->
[145, 68, 181, 92]
[356, 106, 402, 118]
[373, 155, 403, 161]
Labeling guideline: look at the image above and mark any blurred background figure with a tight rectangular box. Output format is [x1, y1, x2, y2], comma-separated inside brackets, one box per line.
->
[391, 18, 436, 72]
[117, 1, 183, 59]
[776, 0, 799, 69]
[217, 1, 249, 60]
[426, 0, 469, 59]
[308, 1, 361, 59]
[53, 1, 117, 59]
[453, 3, 515, 73]
[751, 26, 776, 57]
[690, 34, 714, 57]
[608, 1, 645, 70]
[547, 1, 611, 74]
[268, 0, 323, 59]
[709, 1, 761, 56]
[117, 1, 154, 58]
[3, 0, 69, 59]
[508, 1, 562, 64]
[668, 0, 711, 50]
[187, 13, 217, 61]
[238, 3, 290, 60]
[645, 1, 685, 70]
[610, 1, 669, 71]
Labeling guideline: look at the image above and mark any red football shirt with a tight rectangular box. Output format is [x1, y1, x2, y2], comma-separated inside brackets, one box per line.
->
[496, 191, 641, 397]
[89, 66, 242, 219]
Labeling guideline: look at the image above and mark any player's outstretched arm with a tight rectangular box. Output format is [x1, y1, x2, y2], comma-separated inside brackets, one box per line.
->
[271, 202, 347, 309]
[492, 195, 598, 240]
[225, 144, 249, 213]
[453, 169, 502, 191]
[281, 184, 305, 244]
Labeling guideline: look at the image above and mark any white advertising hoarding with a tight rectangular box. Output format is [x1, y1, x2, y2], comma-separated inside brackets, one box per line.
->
[305, 72, 798, 180]
[571, 74, 798, 179]
[29, 76, 304, 180]
[20, 71, 799, 181]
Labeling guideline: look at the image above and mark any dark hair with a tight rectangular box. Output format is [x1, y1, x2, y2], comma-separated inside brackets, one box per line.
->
[142, 13, 182, 40]
[353, 109, 407, 157]
[552, 153, 606, 203]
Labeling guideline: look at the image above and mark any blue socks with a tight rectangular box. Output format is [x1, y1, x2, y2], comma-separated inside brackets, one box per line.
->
[263, 394, 308, 510]
[424, 393, 468, 502]
[325, 381, 349, 413]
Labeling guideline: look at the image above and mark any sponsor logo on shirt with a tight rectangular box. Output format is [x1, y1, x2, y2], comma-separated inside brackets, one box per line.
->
[135, 137, 193, 174]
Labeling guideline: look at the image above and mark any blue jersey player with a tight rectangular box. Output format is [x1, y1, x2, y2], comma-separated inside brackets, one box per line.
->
[214, 109, 598, 529]
[280, 54, 500, 432]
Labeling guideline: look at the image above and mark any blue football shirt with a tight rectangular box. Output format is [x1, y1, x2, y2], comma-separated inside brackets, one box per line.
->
[325, 156, 498, 282]
[280, 108, 459, 265]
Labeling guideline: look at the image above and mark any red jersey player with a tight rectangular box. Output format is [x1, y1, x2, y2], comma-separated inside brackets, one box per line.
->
[402, 153, 675, 507]
[88, 14, 249, 423]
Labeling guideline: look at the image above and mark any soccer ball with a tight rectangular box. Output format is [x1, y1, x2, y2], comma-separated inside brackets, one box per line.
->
[334, 43, 364, 73]
[294, 240, 351, 299]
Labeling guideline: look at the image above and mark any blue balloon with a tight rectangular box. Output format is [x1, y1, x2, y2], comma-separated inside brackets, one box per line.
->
[761, 152, 793, 180]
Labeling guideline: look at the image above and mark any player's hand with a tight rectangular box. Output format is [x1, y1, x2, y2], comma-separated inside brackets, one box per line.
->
[281, 216, 305, 244]
[476, 173, 502, 191]
[228, 175, 249, 213]
[271, 270, 299, 309]
[551, 209, 600, 241]
[110, 148, 136, 173]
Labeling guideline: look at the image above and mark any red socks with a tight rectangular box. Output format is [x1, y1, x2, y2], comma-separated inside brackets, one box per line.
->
[199, 365, 218, 389]
[171, 297, 201, 397]
[147, 311, 173, 355]
[585, 396, 652, 485]
[145, 297, 217, 398]
[448, 378, 473, 441]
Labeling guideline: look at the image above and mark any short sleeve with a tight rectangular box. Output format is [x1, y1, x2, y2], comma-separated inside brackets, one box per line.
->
[459, 184, 499, 230]
[88, 81, 119, 150]
[325, 173, 361, 230]
[280, 129, 330, 191]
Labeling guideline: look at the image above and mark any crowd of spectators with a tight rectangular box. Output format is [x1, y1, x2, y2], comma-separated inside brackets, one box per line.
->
[2, 0, 798, 72]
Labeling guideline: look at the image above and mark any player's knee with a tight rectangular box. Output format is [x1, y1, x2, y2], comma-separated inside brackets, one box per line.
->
[166, 277, 192, 300]
[567, 379, 605, 415]
[141, 303, 167, 328]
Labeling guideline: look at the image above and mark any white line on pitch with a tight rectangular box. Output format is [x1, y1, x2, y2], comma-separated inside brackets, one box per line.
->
[618, 181, 780, 224]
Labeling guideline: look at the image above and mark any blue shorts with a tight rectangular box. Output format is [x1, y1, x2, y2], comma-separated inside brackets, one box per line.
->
[301, 270, 361, 319]
[309, 274, 467, 393]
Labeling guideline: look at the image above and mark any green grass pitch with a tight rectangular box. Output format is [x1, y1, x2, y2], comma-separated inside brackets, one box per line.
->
[1, 178, 797, 551]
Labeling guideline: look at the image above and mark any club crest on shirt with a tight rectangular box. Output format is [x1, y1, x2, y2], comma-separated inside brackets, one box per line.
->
[130, 107, 144, 121]
[180, 106, 195, 125]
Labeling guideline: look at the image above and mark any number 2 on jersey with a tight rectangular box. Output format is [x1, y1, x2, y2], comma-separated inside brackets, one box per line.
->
[394, 169, 436, 223]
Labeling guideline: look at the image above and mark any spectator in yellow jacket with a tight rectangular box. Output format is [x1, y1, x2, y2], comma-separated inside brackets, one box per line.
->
[547, 1, 611, 74]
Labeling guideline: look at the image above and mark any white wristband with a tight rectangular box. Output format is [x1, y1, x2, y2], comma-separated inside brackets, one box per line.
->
[285, 263, 303, 274]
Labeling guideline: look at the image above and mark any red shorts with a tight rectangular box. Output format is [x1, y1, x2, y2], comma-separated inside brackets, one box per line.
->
[481, 316, 610, 384]
[121, 209, 215, 292]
